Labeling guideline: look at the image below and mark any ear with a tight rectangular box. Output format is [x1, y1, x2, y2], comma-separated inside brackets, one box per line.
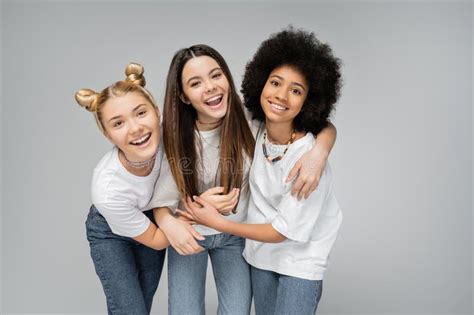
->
[99, 124, 111, 140]
[179, 93, 190, 105]
[153, 105, 160, 116]
[102, 129, 112, 141]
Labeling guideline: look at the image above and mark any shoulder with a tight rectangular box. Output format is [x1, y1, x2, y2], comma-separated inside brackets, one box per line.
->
[249, 119, 263, 138]
[91, 147, 124, 203]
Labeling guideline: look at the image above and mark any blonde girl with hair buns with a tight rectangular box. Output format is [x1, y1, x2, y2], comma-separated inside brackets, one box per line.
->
[75, 63, 206, 314]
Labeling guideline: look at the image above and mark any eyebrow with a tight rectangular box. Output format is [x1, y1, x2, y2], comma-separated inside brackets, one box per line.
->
[107, 104, 147, 122]
[186, 67, 222, 85]
[270, 74, 307, 91]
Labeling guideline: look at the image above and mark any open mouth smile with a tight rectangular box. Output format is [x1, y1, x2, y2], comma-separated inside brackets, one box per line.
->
[204, 94, 224, 108]
[269, 101, 288, 112]
[129, 133, 151, 146]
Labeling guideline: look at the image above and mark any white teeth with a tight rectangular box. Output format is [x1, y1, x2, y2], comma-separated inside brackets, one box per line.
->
[207, 95, 221, 102]
[270, 102, 287, 111]
[131, 133, 150, 145]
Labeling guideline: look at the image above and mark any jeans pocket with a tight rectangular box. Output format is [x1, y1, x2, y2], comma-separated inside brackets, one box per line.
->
[86, 206, 113, 242]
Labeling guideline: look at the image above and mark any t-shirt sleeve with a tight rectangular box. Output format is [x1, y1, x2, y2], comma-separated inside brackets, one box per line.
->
[271, 166, 333, 242]
[94, 200, 151, 238]
[147, 154, 181, 211]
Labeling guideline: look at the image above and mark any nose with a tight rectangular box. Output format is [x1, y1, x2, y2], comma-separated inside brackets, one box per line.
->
[129, 118, 143, 134]
[275, 89, 288, 102]
[205, 80, 217, 93]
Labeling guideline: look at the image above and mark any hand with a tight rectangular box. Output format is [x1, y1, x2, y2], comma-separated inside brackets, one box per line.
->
[182, 196, 226, 230]
[159, 214, 205, 255]
[176, 212, 197, 225]
[286, 147, 328, 200]
[199, 187, 240, 215]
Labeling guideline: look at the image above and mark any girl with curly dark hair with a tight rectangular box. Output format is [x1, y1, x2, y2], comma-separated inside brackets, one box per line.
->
[184, 28, 342, 314]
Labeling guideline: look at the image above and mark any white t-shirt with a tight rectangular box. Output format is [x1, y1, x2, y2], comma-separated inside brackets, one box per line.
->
[243, 131, 342, 281]
[91, 145, 163, 238]
[148, 125, 252, 236]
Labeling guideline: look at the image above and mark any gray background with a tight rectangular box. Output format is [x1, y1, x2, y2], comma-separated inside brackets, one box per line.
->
[1, 1, 472, 314]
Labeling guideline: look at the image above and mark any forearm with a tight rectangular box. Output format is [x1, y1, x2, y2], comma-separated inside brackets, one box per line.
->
[153, 207, 175, 225]
[152, 206, 178, 240]
[215, 220, 286, 243]
[313, 122, 337, 155]
[133, 221, 169, 250]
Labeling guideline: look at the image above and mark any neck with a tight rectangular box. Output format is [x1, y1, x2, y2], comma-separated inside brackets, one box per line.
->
[265, 120, 295, 144]
[195, 118, 223, 131]
[118, 150, 154, 177]
[265, 120, 306, 144]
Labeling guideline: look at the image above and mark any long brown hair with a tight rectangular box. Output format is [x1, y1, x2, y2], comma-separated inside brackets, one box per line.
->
[162, 45, 255, 197]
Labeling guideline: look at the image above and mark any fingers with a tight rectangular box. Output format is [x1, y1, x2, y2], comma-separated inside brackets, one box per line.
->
[172, 226, 205, 255]
[176, 209, 195, 221]
[188, 225, 205, 241]
[176, 241, 204, 255]
[192, 195, 213, 209]
[304, 180, 320, 199]
[293, 174, 321, 200]
[297, 182, 310, 200]
[216, 189, 240, 214]
[176, 215, 197, 225]
[184, 196, 199, 214]
[219, 206, 233, 215]
[179, 228, 205, 255]
[291, 176, 304, 197]
[286, 160, 301, 182]
[210, 188, 239, 208]
[201, 186, 225, 197]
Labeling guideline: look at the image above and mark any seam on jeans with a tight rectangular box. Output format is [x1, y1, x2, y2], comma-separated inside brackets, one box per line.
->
[210, 241, 251, 314]
[315, 280, 323, 303]
[91, 244, 118, 314]
[167, 250, 172, 313]
[167, 247, 208, 315]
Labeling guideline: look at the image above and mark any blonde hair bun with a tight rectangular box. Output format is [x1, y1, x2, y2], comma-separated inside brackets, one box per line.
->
[75, 88, 99, 112]
[125, 62, 146, 87]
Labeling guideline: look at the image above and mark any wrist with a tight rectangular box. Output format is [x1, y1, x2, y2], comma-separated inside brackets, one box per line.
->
[214, 216, 229, 232]
[313, 141, 330, 159]
[156, 211, 177, 230]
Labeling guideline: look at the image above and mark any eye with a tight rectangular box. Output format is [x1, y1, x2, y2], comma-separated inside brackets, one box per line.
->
[212, 72, 222, 79]
[190, 81, 201, 88]
[137, 109, 147, 117]
[270, 80, 280, 87]
[112, 120, 123, 128]
[291, 88, 302, 96]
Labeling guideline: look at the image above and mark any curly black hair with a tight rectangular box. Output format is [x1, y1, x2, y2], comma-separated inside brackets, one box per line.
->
[241, 27, 342, 136]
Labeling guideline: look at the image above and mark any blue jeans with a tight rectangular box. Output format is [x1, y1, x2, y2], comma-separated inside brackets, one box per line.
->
[168, 233, 252, 315]
[251, 266, 323, 315]
[86, 205, 166, 315]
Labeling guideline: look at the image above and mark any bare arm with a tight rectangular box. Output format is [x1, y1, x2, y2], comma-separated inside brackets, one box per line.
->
[153, 207, 205, 255]
[287, 122, 337, 200]
[133, 222, 169, 251]
[214, 220, 286, 243]
[149, 187, 239, 255]
[181, 196, 286, 243]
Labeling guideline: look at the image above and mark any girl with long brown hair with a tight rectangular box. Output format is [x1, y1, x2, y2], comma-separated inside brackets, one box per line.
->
[149, 45, 337, 314]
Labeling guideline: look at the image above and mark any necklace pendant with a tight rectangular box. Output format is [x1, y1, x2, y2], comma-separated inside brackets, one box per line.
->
[262, 130, 296, 164]
[272, 156, 282, 163]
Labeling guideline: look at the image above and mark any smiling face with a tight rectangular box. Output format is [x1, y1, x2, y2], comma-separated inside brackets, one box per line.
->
[181, 56, 230, 125]
[260, 64, 309, 127]
[101, 92, 160, 163]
